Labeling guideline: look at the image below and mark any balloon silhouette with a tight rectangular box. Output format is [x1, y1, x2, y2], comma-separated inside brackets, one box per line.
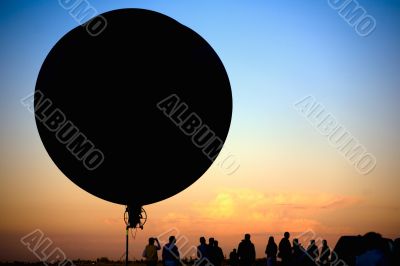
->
[34, 8, 232, 207]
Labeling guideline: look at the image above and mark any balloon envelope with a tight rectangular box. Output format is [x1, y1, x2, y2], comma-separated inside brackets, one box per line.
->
[34, 8, 232, 206]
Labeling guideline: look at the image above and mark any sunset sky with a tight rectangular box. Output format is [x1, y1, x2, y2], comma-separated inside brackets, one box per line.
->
[1, 0, 400, 262]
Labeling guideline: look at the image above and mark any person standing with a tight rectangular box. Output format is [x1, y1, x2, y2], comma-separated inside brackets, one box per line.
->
[143, 237, 161, 266]
[265, 236, 278, 266]
[319, 240, 331, 266]
[237, 234, 256, 266]
[292, 238, 305, 266]
[306, 240, 319, 265]
[162, 236, 180, 266]
[229, 249, 239, 266]
[207, 237, 217, 266]
[197, 237, 209, 266]
[278, 232, 292, 266]
[214, 240, 224, 266]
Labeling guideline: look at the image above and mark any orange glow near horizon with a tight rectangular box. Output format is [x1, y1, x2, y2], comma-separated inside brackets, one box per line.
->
[1, 150, 399, 261]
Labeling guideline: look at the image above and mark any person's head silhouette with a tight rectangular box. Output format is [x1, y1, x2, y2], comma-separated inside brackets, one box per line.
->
[215, 241, 219, 247]
[322, 240, 328, 247]
[169, 236, 176, 244]
[149, 237, 155, 245]
[268, 236, 275, 244]
[200, 237, 206, 245]
[245, 234, 251, 241]
[209, 237, 215, 246]
[284, 232, 290, 239]
[293, 238, 299, 246]
[363, 232, 382, 251]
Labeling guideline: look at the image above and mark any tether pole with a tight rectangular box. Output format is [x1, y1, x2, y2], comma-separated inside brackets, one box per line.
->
[125, 205, 143, 266]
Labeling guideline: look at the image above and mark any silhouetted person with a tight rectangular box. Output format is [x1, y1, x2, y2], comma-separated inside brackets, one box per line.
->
[143, 237, 161, 266]
[306, 240, 319, 265]
[237, 234, 256, 266]
[292, 238, 305, 266]
[278, 232, 292, 266]
[229, 249, 239, 266]
[207, 237, 217, 266]
[197, 237, 208, 266]
[162, 236, 180, 266]
[265, 236, 278, 266]
[214, 240, 224, 266]
[319, 240, 331, 266]
[356, 232, 389, 266]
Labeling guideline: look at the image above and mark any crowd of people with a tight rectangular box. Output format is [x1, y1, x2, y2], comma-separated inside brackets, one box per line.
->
[255, 232, 331, 266]
[142, 232, 399, 266]
[227, 233, 330, 266]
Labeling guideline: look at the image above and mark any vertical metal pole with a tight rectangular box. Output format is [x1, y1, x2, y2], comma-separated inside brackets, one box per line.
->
[125, 226, 129, 266]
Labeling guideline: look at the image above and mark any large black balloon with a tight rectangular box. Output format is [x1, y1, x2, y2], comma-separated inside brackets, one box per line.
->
[34, 8, 232, 206]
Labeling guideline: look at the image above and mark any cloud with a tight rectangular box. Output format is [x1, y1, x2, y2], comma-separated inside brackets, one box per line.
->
[147, 189, 363, 241]
[189, 188, 362, 234]
[199, 192, 235, 219]
[320, 197, 362, 209]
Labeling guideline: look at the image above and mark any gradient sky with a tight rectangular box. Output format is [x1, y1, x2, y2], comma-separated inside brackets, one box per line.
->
[1, 0, 400, 262]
